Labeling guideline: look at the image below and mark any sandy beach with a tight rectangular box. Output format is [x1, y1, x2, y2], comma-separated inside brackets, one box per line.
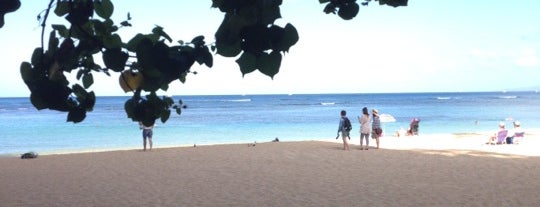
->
[1, 132, 540, 207]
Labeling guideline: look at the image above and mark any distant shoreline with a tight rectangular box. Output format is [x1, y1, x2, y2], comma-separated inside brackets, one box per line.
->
[1, 90, 539, 99]
[4, 128, 539, 157]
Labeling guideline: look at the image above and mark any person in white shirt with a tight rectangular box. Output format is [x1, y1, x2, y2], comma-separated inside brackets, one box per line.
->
[358, 107, 371, 150]
[507, 121, 525, 144]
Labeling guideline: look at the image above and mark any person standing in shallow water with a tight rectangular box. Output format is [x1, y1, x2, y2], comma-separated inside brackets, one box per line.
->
[371, 109, 382, 149]
[358, 107, 371, 150]
[337, 110, 350, 150]
[139, 122, 154, 151]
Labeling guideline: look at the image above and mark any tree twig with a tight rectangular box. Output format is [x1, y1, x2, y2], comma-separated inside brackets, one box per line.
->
[41, 0, 55, 50]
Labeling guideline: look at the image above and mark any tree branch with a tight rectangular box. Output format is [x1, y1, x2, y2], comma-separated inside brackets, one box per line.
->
[40, 0, 55, 50]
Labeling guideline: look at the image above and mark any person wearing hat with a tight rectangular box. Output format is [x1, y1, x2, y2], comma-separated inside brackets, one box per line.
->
[371, 109, 382, 149]
[487, 122, 508, 145]
[507, 121, 525, 144]
[409, 118, 420, 136]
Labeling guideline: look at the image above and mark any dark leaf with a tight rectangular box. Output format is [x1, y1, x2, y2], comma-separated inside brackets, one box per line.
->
[92, 20, 107, 36]
[65, 2, 92, 26]
[323, 3, 337, 14]
[48, 31, 58, 55]
[54, 1, 70, 17]
[152, 26, 172, 42]
[124, 98, 136, 119]
[257, 52, 281, 78]
[103, 48, 128, 72]
[103, 33, 122, 49]
[126, 33, 145, 52]
[338, 2, 359, 20]
[72, 84, 86, 98]
[215, 41, 242, 57]
[67, 107, 86, 123]
[94, 0, 114, 19]
[236, 52, 257, 76]
[30, 93, 48, 110]
[135, 38, 159, 75]
[141, 118, 155, 129]
[32, 81, 72, 112]
[51, 24, 69, 37]
[160, 83, 169, 91]
[120, 20, 131, 27]
[20, 62, 36, 84]
[195, 47, 213, 67]
[179, 71, 187, 83]
[161, 96, 172, 106]
[215, 15, 244, 47]
[81, 55, 96, 69]
[82, 73, 94, 89]
[76, 70, 84, 80]
[191, 35, 205, 46]
[83, 91, 96, 110]
[281, 23, 299, 52]
[379, 0, 408, 7]
[0, 0, 20, 18]
[259, 5, 282, 25]
[31, 48, 43, 66]
[160, 109, 171, 123]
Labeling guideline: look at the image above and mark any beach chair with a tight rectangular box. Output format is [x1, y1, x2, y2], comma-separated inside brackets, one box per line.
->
[496, 130, 508, 144]
[513, 132, 525, 144]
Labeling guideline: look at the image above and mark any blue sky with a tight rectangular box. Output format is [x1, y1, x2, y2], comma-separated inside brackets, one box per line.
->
[1, 0, 539, 97]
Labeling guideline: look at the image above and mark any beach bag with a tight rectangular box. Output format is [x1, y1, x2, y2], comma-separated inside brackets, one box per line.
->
[344, 117, 352, 132]
[375, 128, 383, 136]
[372, 128, 382, 138]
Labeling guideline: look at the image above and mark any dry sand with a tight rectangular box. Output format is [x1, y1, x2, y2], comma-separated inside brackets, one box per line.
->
[1, 132, 540, 207]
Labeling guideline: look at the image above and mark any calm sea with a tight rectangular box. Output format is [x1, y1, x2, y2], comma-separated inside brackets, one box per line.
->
[1, 92, 539, 155]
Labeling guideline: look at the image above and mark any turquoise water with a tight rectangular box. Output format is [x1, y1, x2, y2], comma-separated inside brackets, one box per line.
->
[1, 92, 539, 155]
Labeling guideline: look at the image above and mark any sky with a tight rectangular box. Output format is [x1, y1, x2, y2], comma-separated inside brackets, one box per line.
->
[1, 0, 539, 97]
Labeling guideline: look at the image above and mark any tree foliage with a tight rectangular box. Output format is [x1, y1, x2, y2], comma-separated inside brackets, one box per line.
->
[0, 0, 20, 28]
[2, 0, 407, 125]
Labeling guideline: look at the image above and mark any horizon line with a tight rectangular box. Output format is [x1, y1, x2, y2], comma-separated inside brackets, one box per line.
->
[1, 90, 538, 99]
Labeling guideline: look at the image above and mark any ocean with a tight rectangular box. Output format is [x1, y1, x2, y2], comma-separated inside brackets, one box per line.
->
[1, 92, 539, 155]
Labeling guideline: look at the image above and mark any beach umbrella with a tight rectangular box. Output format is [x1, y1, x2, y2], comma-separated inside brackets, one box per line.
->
[378, 113, 395, 136]
[379, 114, 396, 123]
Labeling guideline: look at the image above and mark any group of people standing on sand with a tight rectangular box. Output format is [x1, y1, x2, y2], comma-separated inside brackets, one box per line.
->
[337, 107, 383, 151]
